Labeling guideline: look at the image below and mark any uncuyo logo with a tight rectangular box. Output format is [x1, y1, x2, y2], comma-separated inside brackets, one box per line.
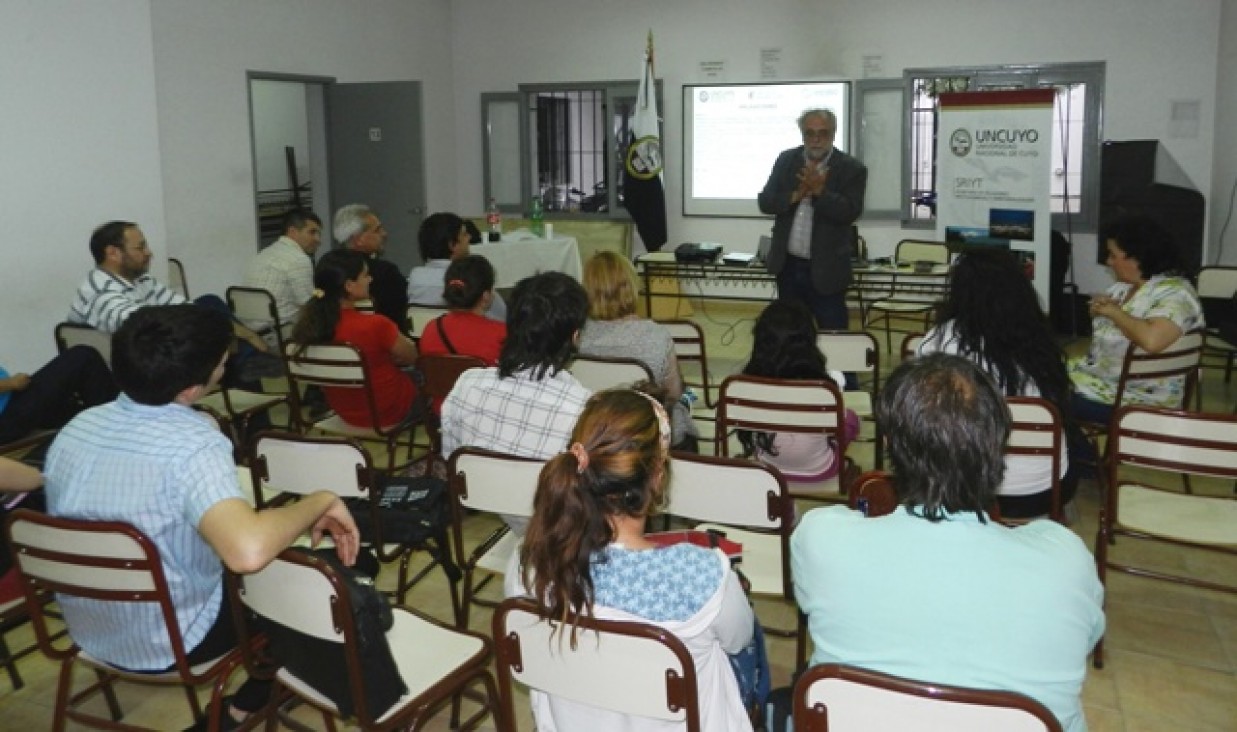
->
[950, 129, 972, 157]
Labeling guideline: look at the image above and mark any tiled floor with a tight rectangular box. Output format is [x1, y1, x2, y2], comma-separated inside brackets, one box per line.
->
[2, 302, 1235, 730]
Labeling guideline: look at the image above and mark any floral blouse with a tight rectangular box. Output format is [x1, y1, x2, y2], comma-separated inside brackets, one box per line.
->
[1068, 275, 1203, 407]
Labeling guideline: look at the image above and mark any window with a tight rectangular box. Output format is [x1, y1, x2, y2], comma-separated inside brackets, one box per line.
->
[482, 81, 662, 218]
[900, 62, 1104, 231]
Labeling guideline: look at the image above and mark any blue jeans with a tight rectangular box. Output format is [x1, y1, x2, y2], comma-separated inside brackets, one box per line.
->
[776, 257, 848, 330]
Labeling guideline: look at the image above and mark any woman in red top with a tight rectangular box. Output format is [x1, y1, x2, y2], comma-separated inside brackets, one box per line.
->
[291, 250, 419, 428]
[417, 255, 507, 366]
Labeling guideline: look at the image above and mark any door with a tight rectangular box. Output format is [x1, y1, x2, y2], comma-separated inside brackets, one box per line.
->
[328, 81, 427, 273]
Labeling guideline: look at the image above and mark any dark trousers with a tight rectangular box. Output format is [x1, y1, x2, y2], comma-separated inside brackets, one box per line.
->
[170, 599, 270, 714]
[0, 346, 117, 444]
[775, 257, 849, 330]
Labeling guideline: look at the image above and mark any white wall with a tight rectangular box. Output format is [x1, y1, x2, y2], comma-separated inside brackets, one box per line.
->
[449, 0, 1224, 295]
[1211, 0, 1237, 265]
[0, 0, 166, 370]
[148, 0, 455, 300]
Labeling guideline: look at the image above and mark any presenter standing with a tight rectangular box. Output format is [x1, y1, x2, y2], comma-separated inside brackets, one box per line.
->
[758, 109, 867, 329]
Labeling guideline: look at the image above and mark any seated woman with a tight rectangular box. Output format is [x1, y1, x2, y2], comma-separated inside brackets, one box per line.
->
[407, 212, 506, 321]
[0, 345, 118, 445]
[417, 255, 507, 366]
[507, 389, 763, 731]
[578, 251, 698, 450]
[292, 250, 420, 429]
[1070, 214, 1204, 425]
[916, 249, 1076, 518]
[739, 301, 859, 481]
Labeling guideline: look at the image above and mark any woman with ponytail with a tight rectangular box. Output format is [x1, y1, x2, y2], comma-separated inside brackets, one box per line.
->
[417, 255, 506, 366]
[291, 249, 419, 428]
[508, 389, 762, 731]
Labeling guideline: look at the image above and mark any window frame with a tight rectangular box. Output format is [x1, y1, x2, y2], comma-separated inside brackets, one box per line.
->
[897, 61, 1105, 232]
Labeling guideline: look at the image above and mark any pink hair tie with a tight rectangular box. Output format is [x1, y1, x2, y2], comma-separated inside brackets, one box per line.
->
[568, 442, 590, 474]
[447, 278, 466, 289]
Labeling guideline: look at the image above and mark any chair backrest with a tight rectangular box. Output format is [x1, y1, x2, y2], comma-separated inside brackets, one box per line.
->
[417, 353, 487, 402]
[568, 355, 655, 392]
[794, 663, 1062, 732]
[447, 447, 544, 519]
[1196, 266, 1237, 300]
[1113, 328, 1204, 411]
[407, 305, 450, 341]
[816, 330, 880, 385]
[1005, 397, 1064, 519]
[54, 321, 112, 365]
[1109, 405, 1237, 483]
[657, 319, 713, 405]
[715, 375, 844, 458]
[167, 257, 189, 299]
[492, 597, 701, 731]
[283, 342, 388, 431]
[227, 286, 289, 351]
[894, 239, 950, 265]
[4, 509, 192, 671]
[248, 431, 373, 508]
[664, 452, 792, 595]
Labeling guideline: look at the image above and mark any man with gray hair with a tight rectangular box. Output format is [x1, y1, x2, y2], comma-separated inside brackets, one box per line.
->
[758, 108, 867, 330]
[334, 203, 408, 329]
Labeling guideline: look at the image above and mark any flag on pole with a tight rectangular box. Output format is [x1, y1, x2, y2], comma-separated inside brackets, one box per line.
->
[623, 31, 667, 251]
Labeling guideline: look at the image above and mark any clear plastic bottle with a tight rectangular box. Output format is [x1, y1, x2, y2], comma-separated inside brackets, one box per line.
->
[486, 198, 502, 241]
[530, 196, 545, 238]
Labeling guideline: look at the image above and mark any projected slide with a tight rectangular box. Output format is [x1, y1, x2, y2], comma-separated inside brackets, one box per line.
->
[683, 81, 849, 217]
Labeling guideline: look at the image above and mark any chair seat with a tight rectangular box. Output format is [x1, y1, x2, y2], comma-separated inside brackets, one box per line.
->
[692, 524, 782, 596]
[785, 473, 842, 498]
[199, 390, 284, 416]
[276, 607, 489, 725]
[312, 414, 403, 439]
[1118, 485, 1237, 545]
[868, 300, 935, 313]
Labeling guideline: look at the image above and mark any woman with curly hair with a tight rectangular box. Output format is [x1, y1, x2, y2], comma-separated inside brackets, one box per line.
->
[739, 300, 860, 481]
[508, 389, 762, 731]
[916, 248, 1076, 517]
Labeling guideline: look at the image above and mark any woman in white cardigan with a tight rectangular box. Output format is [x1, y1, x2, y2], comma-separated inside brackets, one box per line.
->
[506, 389, 760, 731]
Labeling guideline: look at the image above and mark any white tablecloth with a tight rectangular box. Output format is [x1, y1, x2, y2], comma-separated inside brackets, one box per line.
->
[473, 235, 582, 289]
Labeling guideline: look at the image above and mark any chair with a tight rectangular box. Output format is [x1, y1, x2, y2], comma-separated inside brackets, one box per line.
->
[863, 239, 951, 353]
[4, 509, 254, 731]
[227, 548, 498, 732]
[1003, 396, 1066, 523]
[900, 332, 927, 363]
[568, 354, 655, 392]
[657, 319, 717, 408]
[283, 342, 423, 474]
[248, 431, 458, 612]
[1195, 266, 1237, 391]
[0, 429, 57, 464]
[54, 321, 112, 365]
[447, 447, 544, 629]
[715, 374, 853, 502]
[167, 257, 189, 299]
[407, 304, 450, 343]
[196, 385, 290, 453]
[793, 663, 1062, 732]
[227, 285, 292, 353]
[1093, 406, 1237, 667]
[492, 597, 702, 732]
[817, 330, 881, 468]
[662, 452, 808, 668]
[415, 353, 486, 466]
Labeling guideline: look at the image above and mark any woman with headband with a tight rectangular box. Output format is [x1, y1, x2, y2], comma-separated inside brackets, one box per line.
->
[508, 389, 762, 731]
[418, 255, 507, 367]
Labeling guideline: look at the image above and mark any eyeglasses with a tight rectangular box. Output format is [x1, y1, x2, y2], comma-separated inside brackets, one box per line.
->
[802, 128, 834, 139]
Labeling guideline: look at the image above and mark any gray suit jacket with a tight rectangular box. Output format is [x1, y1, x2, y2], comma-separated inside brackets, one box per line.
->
[757, 146, 867, 295]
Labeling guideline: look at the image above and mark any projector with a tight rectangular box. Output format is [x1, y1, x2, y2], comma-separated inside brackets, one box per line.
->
[675, 242, 723, 263]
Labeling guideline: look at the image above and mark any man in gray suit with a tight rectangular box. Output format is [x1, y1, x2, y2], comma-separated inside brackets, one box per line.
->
[758, 108, 867, 329]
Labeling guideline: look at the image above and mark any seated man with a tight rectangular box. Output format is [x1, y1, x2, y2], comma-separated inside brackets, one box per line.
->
[408, 212, 505, 321]
[0, 346, 117, 445]
[45, 304, 359, 728]
[336, 203, 408, 330]
[441, 271, 591, 531]
[791, 353, 1104, 732]
[243, 208, 322, 342]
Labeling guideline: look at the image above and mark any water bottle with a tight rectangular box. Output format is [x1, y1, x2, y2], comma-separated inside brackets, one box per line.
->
[530, 196, 545, 238]
[486, 198, 502, 241]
